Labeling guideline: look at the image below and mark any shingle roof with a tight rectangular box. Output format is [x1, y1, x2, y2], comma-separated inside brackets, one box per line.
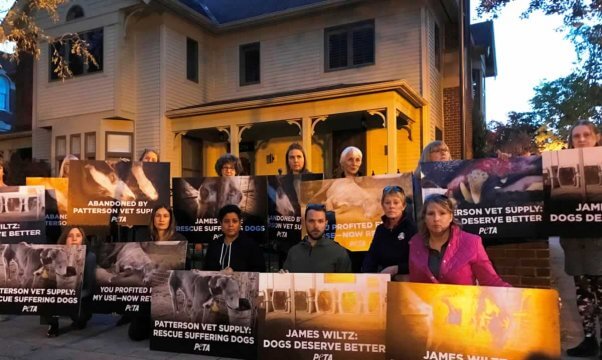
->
[176, 0, 329, 24]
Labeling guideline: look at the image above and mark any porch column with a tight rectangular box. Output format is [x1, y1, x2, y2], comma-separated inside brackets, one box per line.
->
[302, 117, 312, 171]
[387, 105, 398, 174]
[230, 124, 239, 156]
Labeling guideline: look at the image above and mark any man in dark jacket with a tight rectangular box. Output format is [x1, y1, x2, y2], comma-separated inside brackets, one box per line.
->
[283, 204, 351, 273]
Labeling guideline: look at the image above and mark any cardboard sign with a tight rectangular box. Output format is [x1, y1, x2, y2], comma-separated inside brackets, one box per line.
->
[0, 185, 46, 243]
[67, 160, 170, 226]
[258, 273, 390, 360]
[386, 282, 560, 360]
[92, 241, 187, 314]
[150, 270, 260, 358]
[173, 176, 268, 243]
[420, 157, 544, 239]
[0, 243, 85, 315]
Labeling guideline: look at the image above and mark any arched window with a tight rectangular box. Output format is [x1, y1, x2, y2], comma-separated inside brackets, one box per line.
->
[0, 75, 12, 113]
[66, 5, 84, 21]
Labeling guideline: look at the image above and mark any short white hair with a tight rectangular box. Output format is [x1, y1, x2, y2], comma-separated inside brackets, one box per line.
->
[339, 146, 363, 166]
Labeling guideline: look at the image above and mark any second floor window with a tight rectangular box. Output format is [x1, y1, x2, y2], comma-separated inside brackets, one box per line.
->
[187, 37, 199, 82]
[49, 27, 104, 80]
[239, 42, 260, 86]
[325, 20, 375, 71]
[0, 75, 11, 113]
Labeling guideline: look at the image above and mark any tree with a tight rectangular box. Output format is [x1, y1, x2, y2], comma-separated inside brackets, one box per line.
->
[485, 111, 541, 154]
[1, 0, 97, 78]
[477, 0, 601, 81]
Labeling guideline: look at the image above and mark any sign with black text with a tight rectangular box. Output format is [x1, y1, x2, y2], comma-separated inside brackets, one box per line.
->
[173, 176, 268, 243]
[386, 282, 560, 360]
[542, 147, 602, 236]
[420, 157, 544, 239]
[150, 270, 260, 358]
[67, 160, 170, 226]
[92, 241, 186, 314]
[0, 186, 45, 243]
[258, 273, 389, 360]
[0, 243, 85, 315]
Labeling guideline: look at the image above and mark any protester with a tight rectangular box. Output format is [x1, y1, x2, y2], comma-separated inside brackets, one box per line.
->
[203, 204, 265, 272]
[215, 153, 243, 176]
[285, 143, 310, 175]
[139, 149, 159, 162]
[59, 154, 79, 178]
[0, 158, 7, 187]
[45, 226, 96, 337]
[283, 203, 351, 273]
[408, 194, 509, 287]
[561, 120, 602, 357]
[362, 185, 416, 279]
[339, 146, 363, 177]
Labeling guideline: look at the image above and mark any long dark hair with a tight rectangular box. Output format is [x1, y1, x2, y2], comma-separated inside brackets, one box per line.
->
[568, 120, 600, 149]
[150, 204, 177, 241]
[285, 143, 308, 174]
[57, 226, 87, 245]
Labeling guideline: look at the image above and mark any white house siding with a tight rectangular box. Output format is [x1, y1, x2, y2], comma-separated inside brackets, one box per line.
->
[133, 22, 161, 158]
[210, 0, 422, 103]
[426, 10, 443, 139]
[33, 0, 138, 30]
[32, 128, 51, 161]
[36, 23, 118, 121]
[118, 30, 136, 117]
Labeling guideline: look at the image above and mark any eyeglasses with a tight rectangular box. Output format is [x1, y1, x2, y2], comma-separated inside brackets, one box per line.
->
[306, 203, 326, 211]
[222, 165, 236, 171]
[383, 185, 404, 195]
[430, 148, 449, 154]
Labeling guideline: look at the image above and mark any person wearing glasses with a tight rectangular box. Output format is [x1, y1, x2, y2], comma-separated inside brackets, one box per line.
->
[362, 185, 416, 279]
[409, 194, 509, 287]
[283, 203, 351, 273]
[215, 154, 243, 177]
[204, 204, 265, 273]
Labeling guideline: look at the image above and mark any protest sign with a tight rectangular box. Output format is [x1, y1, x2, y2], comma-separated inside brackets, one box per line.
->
[0, 185, 45, 243]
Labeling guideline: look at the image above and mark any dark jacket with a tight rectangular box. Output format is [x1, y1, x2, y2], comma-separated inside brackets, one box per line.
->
[284, 236, 352, 273]
[204, 233, 265, 272]
[362, 214, 417, 274]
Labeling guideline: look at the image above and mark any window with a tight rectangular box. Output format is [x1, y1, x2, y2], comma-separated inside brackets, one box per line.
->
[85, 132, 96, 160]
[434, 23, 441, 71]
[239, 42, 260, 86]
[436, 127, 443, 141]
[49, 28, 103, 80]
[0, 75, 11, 112]
[186, 38, 199, 82]
[66, 5, 84, 21]
[325, 20, 374, 71]
[55, 136, 66, 173]
[105, 132, 133, 160]
[70, 134, 81, 159]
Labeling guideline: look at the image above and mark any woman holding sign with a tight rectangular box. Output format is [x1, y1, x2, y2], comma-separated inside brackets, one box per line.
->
[562, 120, 602, 357]
[215, 153, 243, 177]
[204, 204, 265, 273]
[45, 226, 96, 337]
[285, 143, 311, 175]
[408, 194, 509, 287]
[362, 185, 416, 278]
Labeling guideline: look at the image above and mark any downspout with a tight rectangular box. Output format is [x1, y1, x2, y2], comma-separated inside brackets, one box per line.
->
[459, 0, 466, 159]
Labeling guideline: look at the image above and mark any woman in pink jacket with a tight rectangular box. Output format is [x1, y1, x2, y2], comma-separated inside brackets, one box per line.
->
[409, 194, 509, 287]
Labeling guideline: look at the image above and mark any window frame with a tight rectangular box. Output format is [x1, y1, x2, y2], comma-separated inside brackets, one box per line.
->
[105, 131, 133, 160]
[69, 133, 81, 160]
[49, 27, 104, 81]
[55, 135, 67, 174]
[186, 37, 199, 83]
[84, 132, 96, 160]
[239, 42, 261, 86]
[324, 19, 375, 72]
[0, 74, 12, 113]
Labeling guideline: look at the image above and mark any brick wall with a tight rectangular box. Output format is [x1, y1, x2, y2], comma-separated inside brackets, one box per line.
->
[486, 241, 551, 288]
[443, 87, 461, 159]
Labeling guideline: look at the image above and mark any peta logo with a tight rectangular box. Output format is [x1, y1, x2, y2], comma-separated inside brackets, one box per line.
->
[312, 354, 333, 360]
[22, 305, 37, 312]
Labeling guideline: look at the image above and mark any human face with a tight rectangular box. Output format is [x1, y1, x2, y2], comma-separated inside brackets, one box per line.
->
[288, 149, 305, 174]
[66, 228, 84, 246]
[342, 152, 362, 177]
[62, 160, 70, 178]
[154, 208, 171, 234]
[221, 212, 241, 239]
[424, 202, 453, 237]
[305, 209, 327, 240]
[221, 162, 236, 177]
[142, 151, 158, 162]
[571, 125, 598, 149]
[429, 145, 450, 162]
[382, 194, 406, 221]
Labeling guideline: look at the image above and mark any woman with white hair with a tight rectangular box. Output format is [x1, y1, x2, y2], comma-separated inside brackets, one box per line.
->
[339, 146, 363, 178]
[59, 154, 79, 178]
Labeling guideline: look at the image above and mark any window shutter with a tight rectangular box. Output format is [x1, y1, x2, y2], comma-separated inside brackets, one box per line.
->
[328, 32, 348, 69]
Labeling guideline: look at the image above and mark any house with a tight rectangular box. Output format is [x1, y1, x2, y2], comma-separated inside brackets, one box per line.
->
[28, 0, 483, 177]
